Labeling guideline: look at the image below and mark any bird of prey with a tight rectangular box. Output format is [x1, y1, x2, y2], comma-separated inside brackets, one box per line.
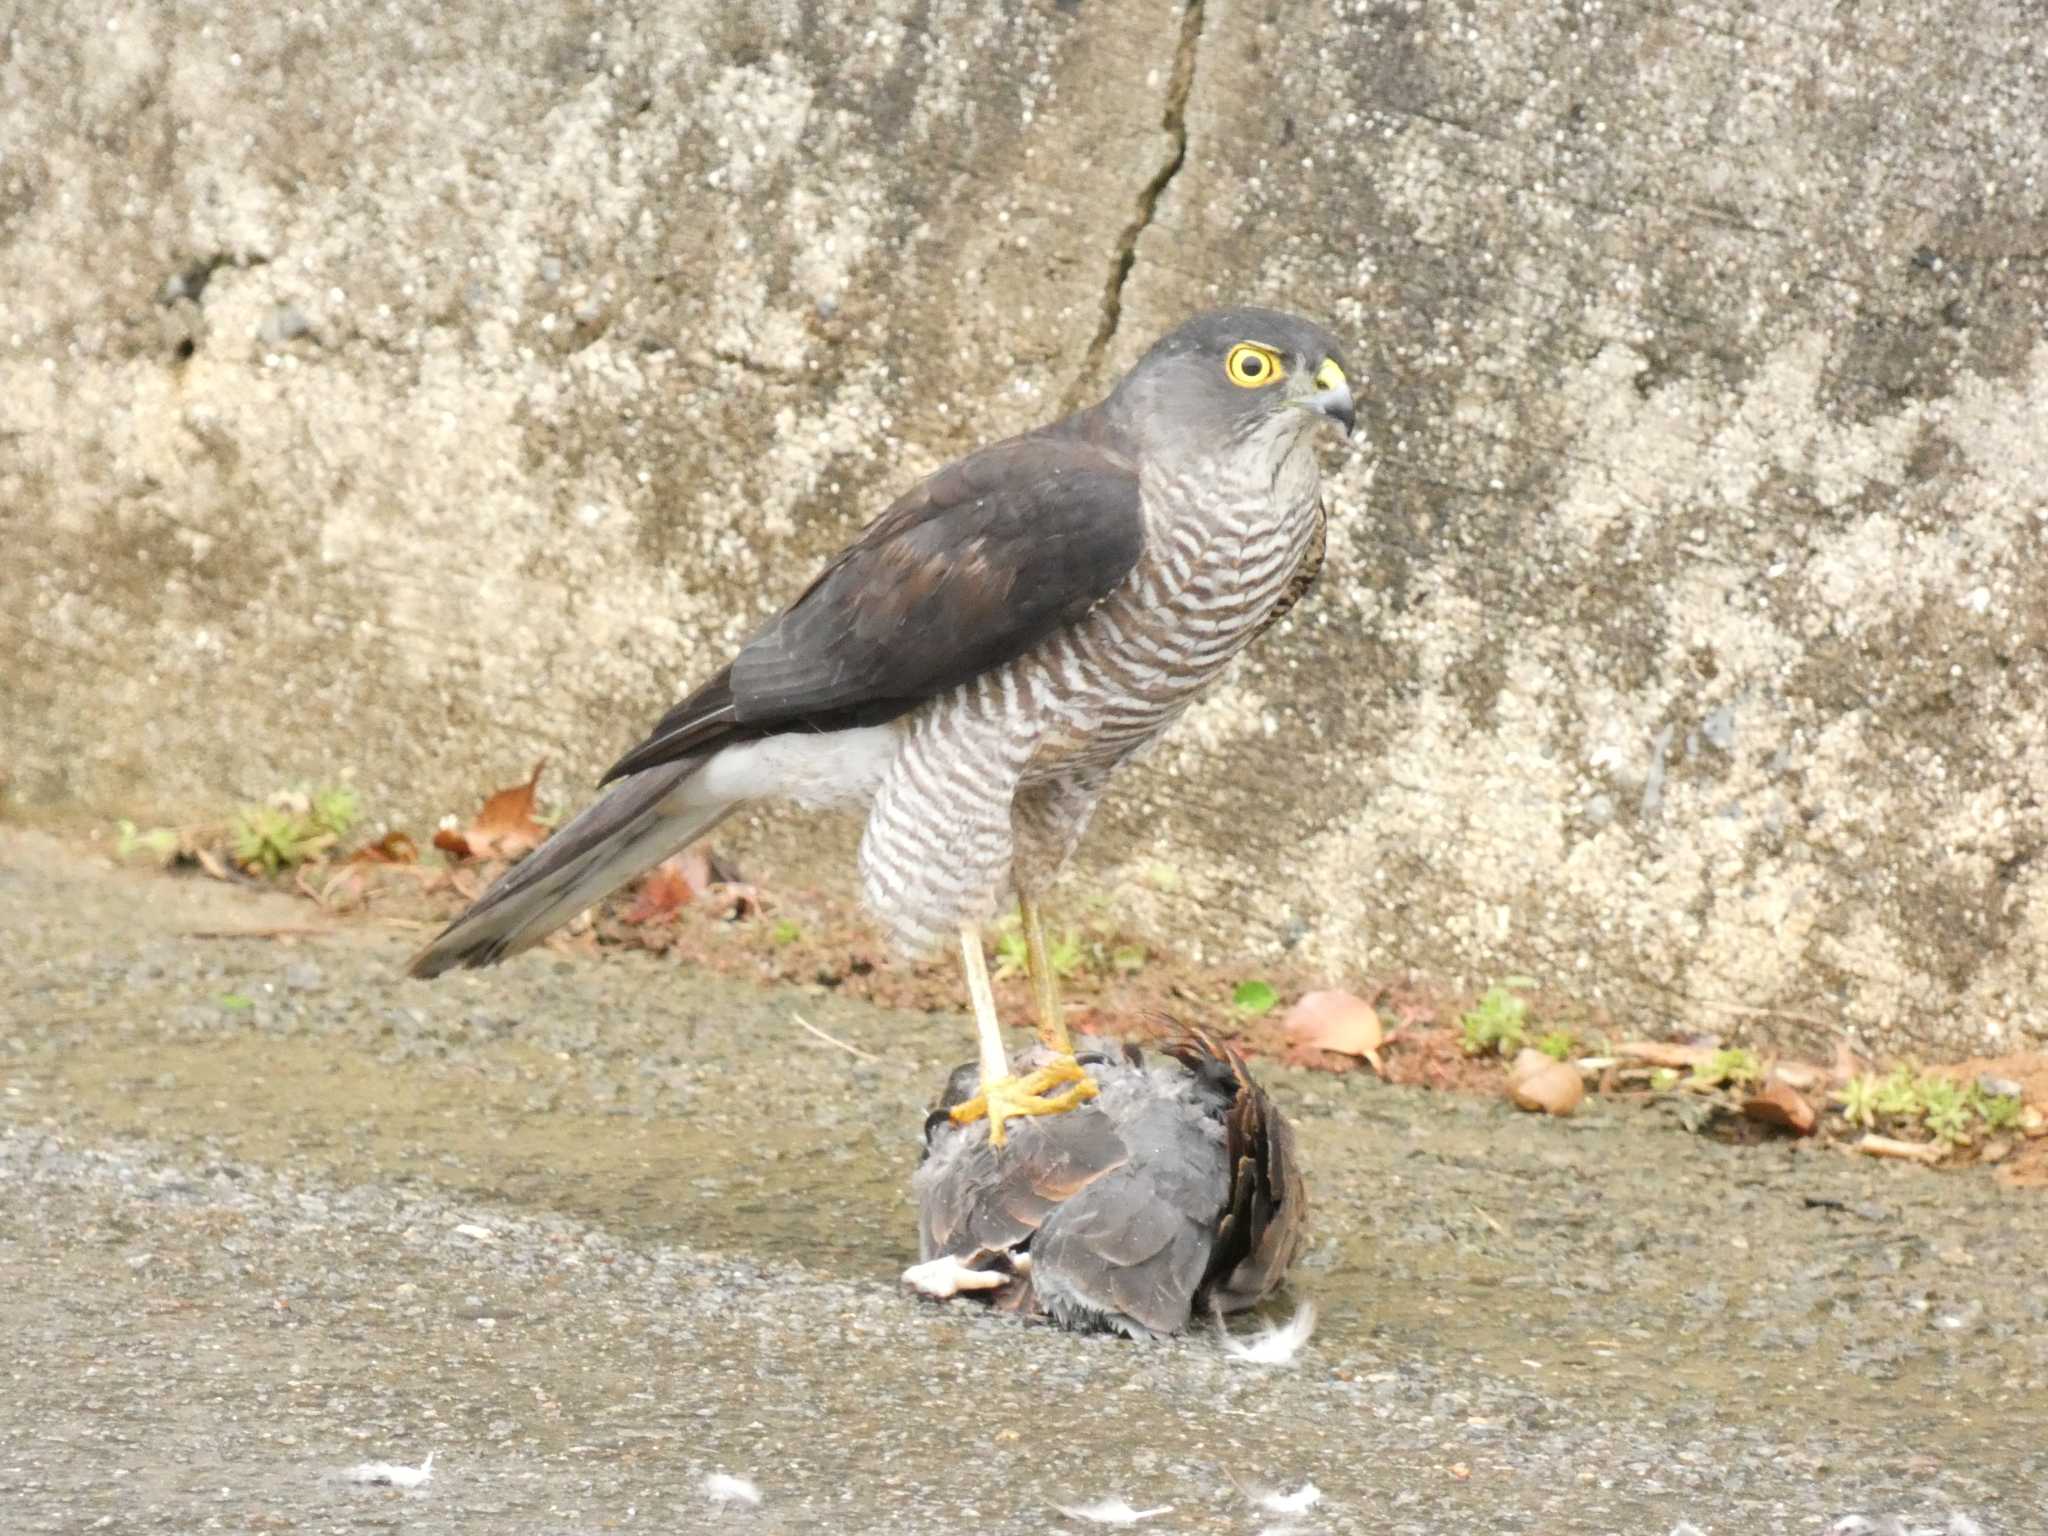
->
[409, 306, 1354, 1146]
[905, 1029, 1308, 1337]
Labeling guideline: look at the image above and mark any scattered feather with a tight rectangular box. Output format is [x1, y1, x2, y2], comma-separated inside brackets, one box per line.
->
[702, 1472, 762, 1507]
[1053, 1497, 1172, 1525]
[1218, 1300, 1317, 1365]
[346, 1450, 434, 1488]
[1256, 1481, 1322, 1514]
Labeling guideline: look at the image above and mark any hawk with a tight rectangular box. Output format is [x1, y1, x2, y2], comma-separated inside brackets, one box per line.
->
[410, 307, 1355, 1145]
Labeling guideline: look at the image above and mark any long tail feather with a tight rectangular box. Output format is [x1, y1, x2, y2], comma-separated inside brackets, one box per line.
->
[408, 756, 725, 977]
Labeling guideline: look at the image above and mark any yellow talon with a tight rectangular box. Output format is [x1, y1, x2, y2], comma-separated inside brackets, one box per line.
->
[949, 1055, 1101, 1147]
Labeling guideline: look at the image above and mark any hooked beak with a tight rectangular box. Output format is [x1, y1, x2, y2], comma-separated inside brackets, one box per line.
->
[1306, 357, 1355, 437]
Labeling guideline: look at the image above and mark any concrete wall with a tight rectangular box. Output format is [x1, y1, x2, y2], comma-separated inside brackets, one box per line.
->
[6, 0, 2047, 1058]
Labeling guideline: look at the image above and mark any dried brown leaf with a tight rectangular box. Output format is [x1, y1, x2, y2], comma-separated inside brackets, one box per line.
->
[434, 762, 549, 863]
[622, 853, 703, 925]
[1283, 990, 1384, 1074]
[462, 761, 549, 861]
[1742, 1080, 1817, 1136]
[348, 830, 419, 865]
[1508, 1050, 1584, 1116]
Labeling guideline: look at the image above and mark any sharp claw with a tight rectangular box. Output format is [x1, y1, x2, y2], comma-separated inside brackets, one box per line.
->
[946, 1055, 1100, 1148]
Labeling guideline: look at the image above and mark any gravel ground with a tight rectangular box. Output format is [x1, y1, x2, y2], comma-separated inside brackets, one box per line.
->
[2, 829, 2042, 1533]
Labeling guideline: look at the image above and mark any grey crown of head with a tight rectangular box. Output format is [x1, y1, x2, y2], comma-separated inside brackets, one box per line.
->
[1104, 305, 1355, 451]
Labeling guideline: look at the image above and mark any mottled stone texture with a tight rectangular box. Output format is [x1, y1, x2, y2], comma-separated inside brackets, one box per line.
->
[5, 1, 2046, 1057]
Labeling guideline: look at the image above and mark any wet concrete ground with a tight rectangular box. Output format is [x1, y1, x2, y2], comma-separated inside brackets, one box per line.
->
[1, 828, 2042, 1533]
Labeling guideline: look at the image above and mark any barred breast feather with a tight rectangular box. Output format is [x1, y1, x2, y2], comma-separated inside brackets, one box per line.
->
[857, 436, 1326, 952]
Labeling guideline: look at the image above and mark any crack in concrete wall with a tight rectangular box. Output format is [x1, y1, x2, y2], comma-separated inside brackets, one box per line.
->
[1065, 0, 1207, 412]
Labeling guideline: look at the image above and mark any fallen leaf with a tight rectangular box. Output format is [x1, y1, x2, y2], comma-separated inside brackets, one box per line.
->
[1232, 979, 1280, 1016]
[437, 762, 549, 862]
[1743, 1080, 1817, 1135]
[347, 830, 419, 865]
[1508, 1050, 1583, 1116]
[1283, 990, 1384, 1074]
[622, 851, 706, 925]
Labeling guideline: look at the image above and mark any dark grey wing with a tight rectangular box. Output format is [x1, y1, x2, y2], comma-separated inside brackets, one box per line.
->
[1028, 1073, 1232, 1339]
[600, 433, 1144, 784]
[915, 1058, 1131, 1263]
[1167, 1031, 1310, 1315]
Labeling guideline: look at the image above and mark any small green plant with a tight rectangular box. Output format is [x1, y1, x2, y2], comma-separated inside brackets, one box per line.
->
[992, 925, 1029, 979]
[1833, 1066, 2026, 1145]
[1836, 1073, 1882, 1129]
[1919, 1075, 1974, 1144]
[230, 806, 328, 873]
[218, 992, 255, 1011]
[308, 785, 361, 838]
[1650, 1066, 1681, 1092]
[227, 783, 362, 873]
[1047, 931, 1086, 980]
[1460, 978, 1535, 1057]
[1537, 1029, 1578, 1062]
[992, 920, 1088, 982]
[115, 819, 181, 864]
[1689, 1047, 1762, 1090]
[1872, 1066, 1923, 1119]
[1232, 979, 1280, 1017]
[770, 919, 803, 946]
[1976, 1086, 2024, 1133]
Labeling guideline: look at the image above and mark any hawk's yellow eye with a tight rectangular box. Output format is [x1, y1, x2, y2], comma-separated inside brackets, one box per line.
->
[1225, 342, 1286, 388]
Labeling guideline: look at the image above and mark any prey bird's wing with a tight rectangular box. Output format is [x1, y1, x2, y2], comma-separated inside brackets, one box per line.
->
[602, 432, 1144, 784]
[1167, 1031, 1310, 1315]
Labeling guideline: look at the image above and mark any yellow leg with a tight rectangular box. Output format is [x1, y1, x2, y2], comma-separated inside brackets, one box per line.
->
[959, 919, 1010, 1091]
[948, 917, 1098, 1148]
[1018, 891, 1073, 1054]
